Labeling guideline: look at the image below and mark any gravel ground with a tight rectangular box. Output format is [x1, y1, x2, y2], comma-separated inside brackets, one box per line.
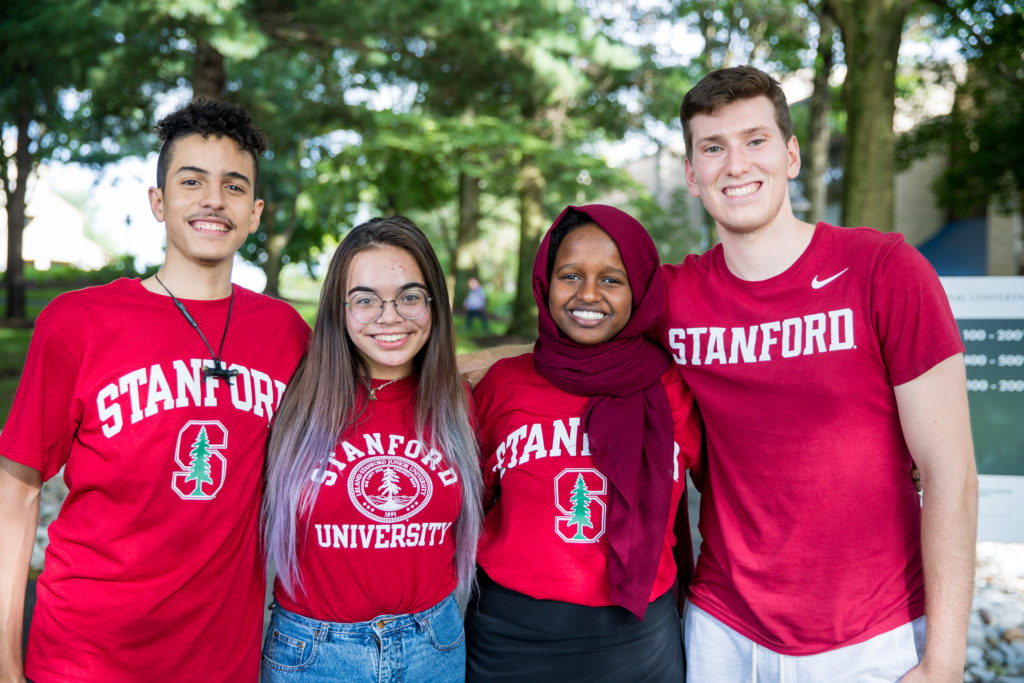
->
[966, 542, 1024, 681]
[31, 477, 1024, 680]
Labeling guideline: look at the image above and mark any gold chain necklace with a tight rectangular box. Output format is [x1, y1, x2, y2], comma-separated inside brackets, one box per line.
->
[368, 374, 409, 400]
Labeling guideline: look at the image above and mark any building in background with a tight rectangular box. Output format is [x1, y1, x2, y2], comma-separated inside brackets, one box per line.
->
[0, 169, 107, 272]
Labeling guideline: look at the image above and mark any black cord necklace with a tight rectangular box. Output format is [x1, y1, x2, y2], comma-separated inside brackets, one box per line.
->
[154, 274, 239, 384]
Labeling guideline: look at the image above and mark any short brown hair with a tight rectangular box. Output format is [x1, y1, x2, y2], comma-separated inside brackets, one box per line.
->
[680, 66, 792, 160]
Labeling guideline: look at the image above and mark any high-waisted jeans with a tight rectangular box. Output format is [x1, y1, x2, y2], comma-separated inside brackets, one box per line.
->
[261, 594, 464, 682]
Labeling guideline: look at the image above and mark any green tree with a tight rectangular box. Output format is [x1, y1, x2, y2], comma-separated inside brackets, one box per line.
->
[897, 2, 1023, 273]
[824, 0, 914, 231]
[234, 0, 534, 295]
[667, 0, 812, 74]
[569, 473, 593, 540]
[185, 426, 215, 496]
[377, 1, 642, 335]
[652, 0, 815, 244]
[231, 48, 365, 295]
[898, 3, 1023, 214]
[804, 6, 836, 222]
[7, 0, 646, 313]
[0, 0, 116, 320]
[47, 0, 316, 295]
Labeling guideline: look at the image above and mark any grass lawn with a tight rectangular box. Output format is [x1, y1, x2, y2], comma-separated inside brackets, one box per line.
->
[0, 289, 59, 428]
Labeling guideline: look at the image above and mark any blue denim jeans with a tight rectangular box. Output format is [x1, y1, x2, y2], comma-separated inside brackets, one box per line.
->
[261, 594, 465, 682]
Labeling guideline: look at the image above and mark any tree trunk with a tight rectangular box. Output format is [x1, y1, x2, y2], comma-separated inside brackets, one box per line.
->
[193, 38, 226, 100]
[5, 109, 32, 322]
[826, 0, 910, 231]
[506, 154, 544, 338]
[451, 171, 481, 310]
[1018, 193, 1024, 276]
[805, 9, 834, 223]
[261, 200, 297, 298]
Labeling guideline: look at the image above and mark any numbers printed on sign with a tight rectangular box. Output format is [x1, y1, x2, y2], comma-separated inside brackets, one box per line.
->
[960, 323, 1023, 394]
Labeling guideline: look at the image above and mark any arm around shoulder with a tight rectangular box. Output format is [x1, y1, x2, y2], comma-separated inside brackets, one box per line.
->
[894, 354, 978, 682]
[0, 456, 42, 683]
[457, 343, 533, 387]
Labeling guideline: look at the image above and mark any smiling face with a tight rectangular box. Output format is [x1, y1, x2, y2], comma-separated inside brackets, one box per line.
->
[684, 96, 801, 238]
[547, 224, 632, 346]
[148, 134, 263, 274]
[345, 245, 432, 379]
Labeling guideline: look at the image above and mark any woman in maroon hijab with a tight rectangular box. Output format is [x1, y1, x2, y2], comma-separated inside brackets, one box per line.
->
[465, 205, 703, 681]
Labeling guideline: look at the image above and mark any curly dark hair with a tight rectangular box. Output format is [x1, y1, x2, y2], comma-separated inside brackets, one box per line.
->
[154, 98, 268, 192]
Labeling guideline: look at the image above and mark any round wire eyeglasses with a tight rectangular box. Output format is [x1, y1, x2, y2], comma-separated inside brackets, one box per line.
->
[346, 289, 432, 323]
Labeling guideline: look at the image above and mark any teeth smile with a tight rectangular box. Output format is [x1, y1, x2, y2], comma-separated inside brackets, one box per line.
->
[374, 333, 408, 342]
[571, 310, 606, 321]
[193, 221, 229, 232]
[724, 183, 759, 198]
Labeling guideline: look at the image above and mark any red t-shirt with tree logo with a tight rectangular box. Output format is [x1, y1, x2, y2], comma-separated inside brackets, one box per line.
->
[473, 353, 701, 606]
[274, 375, 464, 623]
[0, 279, 309, 682]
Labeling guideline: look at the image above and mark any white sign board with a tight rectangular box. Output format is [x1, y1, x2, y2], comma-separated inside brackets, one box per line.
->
[940, 277, 1024, 542]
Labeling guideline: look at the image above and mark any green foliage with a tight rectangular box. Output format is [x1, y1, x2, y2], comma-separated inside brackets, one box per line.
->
[0, 0, 109, 138]
[666, 0, 814, 73]
[626, 188, 704, 263]
[897, 2, 1023, 216]
[16, 0, 1016, 318]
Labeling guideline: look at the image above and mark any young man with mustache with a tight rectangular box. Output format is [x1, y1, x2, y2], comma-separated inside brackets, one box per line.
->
[0, 99, 309, 682]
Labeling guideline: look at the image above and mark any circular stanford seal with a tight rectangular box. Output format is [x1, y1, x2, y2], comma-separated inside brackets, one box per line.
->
[348, 456, 433, 523]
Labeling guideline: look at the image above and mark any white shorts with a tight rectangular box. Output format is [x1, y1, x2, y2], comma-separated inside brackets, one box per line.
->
[684, 602, 926, 682]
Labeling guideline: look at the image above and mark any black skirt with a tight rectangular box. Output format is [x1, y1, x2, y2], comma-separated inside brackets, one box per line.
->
[465, 571, 684, 682]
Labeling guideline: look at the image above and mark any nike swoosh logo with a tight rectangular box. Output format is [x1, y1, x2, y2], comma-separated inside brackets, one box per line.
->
[811, 268, 849, 289]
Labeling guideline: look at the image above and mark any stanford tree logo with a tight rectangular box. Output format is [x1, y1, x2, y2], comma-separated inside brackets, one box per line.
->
[171, 421, 228, 500]
[554, 468, 607, 543]
[348, 456, 433, 523]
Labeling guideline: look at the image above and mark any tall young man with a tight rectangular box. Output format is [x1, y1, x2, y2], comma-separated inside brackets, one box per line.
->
[664, 66, 977, 681]
[0, 99, 310, 682]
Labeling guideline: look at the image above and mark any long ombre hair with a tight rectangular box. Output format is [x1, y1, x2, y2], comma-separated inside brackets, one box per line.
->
[261, 216, 483, 603]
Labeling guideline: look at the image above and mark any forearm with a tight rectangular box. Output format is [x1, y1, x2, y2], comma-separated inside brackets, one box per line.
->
[0, 457, 42, 683]
[917, 463, 978, 679]
[457, 343, 533, 386]
[893, 355, 978, 681]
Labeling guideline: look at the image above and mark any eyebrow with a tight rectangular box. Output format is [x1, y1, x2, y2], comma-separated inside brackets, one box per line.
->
[554, 262, 627, 277]
[175, 165, 253, 187]
[347, 282, 427, 296]
[696, 125, 774, 146]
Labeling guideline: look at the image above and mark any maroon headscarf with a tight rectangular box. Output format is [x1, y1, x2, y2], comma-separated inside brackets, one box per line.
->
[532, 204, 673, 619]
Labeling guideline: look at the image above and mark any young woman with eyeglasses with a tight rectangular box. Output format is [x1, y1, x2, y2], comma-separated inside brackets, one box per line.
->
[260, 216, 482, 682]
